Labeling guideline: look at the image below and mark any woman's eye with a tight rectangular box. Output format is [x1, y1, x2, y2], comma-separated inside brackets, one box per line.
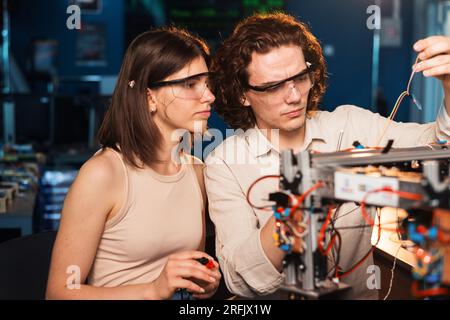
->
[183, 81, 197, 89]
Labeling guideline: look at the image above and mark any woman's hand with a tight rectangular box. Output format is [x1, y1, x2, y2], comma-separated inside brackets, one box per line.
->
[147, 250, 219, 300]
[413, 35, 450, 94]
[191, 259, 221, 299]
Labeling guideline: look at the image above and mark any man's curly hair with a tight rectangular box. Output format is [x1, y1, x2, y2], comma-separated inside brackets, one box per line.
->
[211, 12, 328, 130]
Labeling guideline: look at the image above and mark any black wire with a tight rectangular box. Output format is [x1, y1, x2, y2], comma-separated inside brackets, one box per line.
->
[332, 203, 360, 223]
[395, 209, 415, 250]
[333, 206, 450, 235]
[330, 205, 341, 266]
[326, 221, 394, 231]
[396, 209, 403, 240]
[329, 221, 450, 234]
[327, 214, 342, 278]
[333, 230, 342, 277]
[337, 210, 382, 278]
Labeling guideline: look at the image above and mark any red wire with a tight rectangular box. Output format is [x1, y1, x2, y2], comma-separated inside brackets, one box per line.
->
[360, 203, 401, 232]
[357, 190, 448, 298]
[360, 187, 423, 226]
[411, 281, 449, 298]
[246, 175, 280, 211]
[289, 181, 324, 216]
[437, 232, 450, 244]
[338, 187, 423, 279]
[337, 209, 382, 279]
[318, 205, 336, 256]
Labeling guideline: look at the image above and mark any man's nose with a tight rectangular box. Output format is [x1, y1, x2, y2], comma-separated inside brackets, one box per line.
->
[285, 82, 302, 104]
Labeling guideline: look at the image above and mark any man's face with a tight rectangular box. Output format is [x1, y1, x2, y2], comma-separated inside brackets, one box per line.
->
[244, 45, 311, 133]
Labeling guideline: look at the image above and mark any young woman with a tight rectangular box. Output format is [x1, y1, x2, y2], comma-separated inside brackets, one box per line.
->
[46, 27, 220, 299]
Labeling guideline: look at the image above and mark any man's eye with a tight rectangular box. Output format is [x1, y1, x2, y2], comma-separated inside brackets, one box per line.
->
[295, 74, 310, 84]
[266, 84, 283, 92]
[294, 74, 308, 82]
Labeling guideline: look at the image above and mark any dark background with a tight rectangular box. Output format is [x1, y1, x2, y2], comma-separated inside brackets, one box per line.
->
[2, 0, 433, 148]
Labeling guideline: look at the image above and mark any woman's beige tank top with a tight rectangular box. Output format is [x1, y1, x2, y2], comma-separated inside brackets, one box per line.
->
[87, 148, 204, 287]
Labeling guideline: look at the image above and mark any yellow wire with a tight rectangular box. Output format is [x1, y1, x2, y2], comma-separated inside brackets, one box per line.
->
[375, 56, 420, 147]
[376, 91, 408, 146]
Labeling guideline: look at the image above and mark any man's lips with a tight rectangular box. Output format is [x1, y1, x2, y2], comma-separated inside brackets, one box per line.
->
[282, 108, 304, 117]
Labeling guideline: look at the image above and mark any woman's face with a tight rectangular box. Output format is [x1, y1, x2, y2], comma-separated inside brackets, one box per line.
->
[149, 56, 215, 135]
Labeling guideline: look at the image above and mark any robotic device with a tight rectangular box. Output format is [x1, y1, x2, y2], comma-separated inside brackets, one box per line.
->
[267, 142, 450, 299]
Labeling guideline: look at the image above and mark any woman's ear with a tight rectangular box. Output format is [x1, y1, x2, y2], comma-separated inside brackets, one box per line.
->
[147, 89, 157, 113]
[241, 94, 251, 107]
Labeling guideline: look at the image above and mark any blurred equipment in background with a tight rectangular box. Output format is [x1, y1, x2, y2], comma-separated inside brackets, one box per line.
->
[0, 143, 43, 242]
[33, 169, 78, 233]
[166, 0, 285, 49]
[380, 0, 403, 48]
[71, 0, 102, 14]
[30, 39, 58, 78]
[2, 0, 15, 145]
[75, 23, 107, 67]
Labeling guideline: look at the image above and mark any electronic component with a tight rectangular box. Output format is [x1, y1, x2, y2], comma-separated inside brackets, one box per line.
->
[265, 143, 450, 299]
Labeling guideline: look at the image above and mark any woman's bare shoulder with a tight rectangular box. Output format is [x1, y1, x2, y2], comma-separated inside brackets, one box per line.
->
[76, 148, 125, 190]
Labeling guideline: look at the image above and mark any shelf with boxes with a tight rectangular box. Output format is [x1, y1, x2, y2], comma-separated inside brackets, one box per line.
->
[0, 144, 44, 241]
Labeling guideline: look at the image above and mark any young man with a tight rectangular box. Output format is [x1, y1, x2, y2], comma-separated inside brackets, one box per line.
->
[205, 12, 450, 299]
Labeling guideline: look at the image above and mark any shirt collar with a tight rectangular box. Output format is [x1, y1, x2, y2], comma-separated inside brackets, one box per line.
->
[245, 112, 327, 158]
[303, 111, 327, 150]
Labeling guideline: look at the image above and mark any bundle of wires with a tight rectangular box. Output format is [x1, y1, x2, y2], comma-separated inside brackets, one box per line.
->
[376, 56, 421, 146]
[272, 182, 324, 252]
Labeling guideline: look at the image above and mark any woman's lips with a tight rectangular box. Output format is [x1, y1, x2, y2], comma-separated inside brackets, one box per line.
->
[195, 110, 211, 118]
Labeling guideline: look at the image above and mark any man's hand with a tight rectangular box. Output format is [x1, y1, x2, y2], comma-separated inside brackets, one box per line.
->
[413, 35, 450, 95]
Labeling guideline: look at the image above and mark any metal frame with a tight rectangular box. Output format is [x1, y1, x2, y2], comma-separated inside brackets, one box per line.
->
[275, 144, 450, 298]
